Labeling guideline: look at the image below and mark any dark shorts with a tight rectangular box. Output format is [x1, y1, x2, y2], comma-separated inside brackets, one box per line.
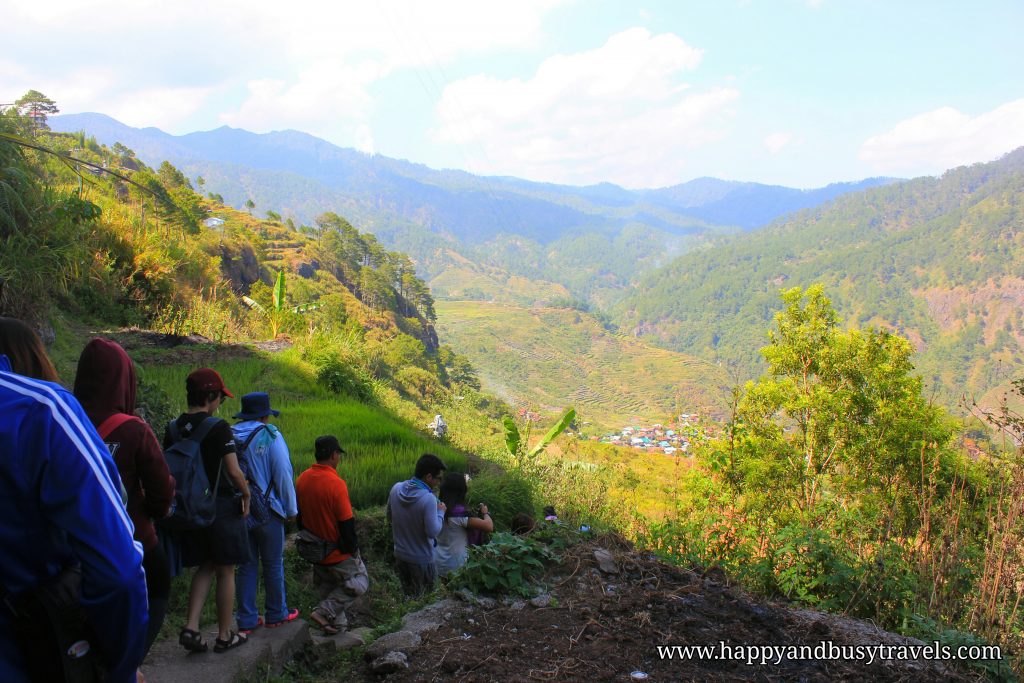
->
[182, 496, 252, 567]
[394, 558, 436, 597]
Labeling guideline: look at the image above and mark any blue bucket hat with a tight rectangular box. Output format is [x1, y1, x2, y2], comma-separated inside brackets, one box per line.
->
[233, 391, 280, 420]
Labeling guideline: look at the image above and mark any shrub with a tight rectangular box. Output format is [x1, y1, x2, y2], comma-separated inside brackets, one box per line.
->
[394, 365, 444, 403]
[355, 505, 394, 565]
[316, 358, 373, 401]
[448, 532, 555, 597]
[463, 470, 535, 531]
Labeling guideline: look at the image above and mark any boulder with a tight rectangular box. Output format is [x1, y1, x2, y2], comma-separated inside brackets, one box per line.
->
[366, 630, 421, 659]
[370, 651, 409, 675]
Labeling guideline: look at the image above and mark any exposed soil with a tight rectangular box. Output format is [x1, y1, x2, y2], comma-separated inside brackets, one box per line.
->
[368, 535, 976, 682]
[108, 328, 292, 364]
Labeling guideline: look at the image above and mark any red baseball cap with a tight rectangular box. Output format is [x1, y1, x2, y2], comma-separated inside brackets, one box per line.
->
[185, 367, 234, 398]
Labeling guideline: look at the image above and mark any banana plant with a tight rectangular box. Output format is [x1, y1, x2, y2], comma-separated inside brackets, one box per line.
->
[504, 407, 576, 464]
[242, 270, 319, 337]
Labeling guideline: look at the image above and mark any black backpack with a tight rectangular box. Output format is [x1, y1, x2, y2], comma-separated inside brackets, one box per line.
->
[162, 416, 222, 530]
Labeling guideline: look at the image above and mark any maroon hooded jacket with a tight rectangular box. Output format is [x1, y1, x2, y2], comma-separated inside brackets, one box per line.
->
[74, 338, 175, 550]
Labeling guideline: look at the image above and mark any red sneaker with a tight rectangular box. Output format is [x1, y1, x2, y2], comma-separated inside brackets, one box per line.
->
[239, 616, 264, 635]
[265, 609, 299, 628]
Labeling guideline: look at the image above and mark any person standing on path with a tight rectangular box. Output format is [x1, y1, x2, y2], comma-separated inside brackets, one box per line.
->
[0, 318, 148, 683]
[73, 338, 175, 659]
[231, 392, 299, 633]
[294, 436, 369, 634]
[387, 453, 447, 596]
[166, 368, 251, 654]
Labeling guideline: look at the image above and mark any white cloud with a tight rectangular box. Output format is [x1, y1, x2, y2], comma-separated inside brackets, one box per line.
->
[106, 86, 218, 130]
[859, 98, 1024, 175]
[220, 61, 382, 134]
[431, 28, 737, 187]
[1, 0, 570, 141]
[354, 124, 376, 154]
[763, 132, 793, 155]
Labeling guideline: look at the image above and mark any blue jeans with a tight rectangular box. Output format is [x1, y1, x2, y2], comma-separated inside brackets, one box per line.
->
[236, 515, 288, 628]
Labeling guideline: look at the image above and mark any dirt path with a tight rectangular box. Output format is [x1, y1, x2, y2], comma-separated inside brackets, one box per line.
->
[367, 536, 973, 682]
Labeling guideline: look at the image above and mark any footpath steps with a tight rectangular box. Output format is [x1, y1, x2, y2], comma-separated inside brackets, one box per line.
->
[139, 600, 469, 681]
[142, 620, 310, 683]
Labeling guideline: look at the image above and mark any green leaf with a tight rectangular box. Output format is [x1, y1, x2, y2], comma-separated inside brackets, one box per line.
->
[241, 296, 267, 316]
[528, 407, 575, 457]
[272, 270, 286, 312]
[292, 302, 320, 314]
[503, 415, 521, 456]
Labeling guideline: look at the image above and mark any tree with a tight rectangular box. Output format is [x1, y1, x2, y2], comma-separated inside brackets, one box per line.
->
[15, 90, 58, 131]
[245, 198, 255, 215]
[503, 407, 576, 471]
[157, 161, 191, 190]
[714, 285, 956, 530]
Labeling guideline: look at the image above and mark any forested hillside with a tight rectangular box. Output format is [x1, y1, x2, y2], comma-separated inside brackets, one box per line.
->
[0, 105, 481, 413]
[618, 147, 1024, 407]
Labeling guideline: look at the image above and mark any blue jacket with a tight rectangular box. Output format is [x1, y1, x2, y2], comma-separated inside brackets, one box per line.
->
[232, 421, 298, 519]
[0, 356, 148, 683]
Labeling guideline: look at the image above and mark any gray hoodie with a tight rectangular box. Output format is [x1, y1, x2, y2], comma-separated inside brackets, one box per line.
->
[388, 478, 444, 564]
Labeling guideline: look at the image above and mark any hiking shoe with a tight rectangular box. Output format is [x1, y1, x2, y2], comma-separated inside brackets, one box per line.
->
[265, 608, 299, 628]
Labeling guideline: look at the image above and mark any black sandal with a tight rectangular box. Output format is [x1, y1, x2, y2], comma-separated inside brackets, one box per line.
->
[179, 627, 208, 653]
[214, 631, 248, 653]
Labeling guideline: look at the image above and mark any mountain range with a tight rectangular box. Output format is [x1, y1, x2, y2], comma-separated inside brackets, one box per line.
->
[617, 146, 1024, 408]
[52, 113, 896, 306]
[51, 112, 1022, 420]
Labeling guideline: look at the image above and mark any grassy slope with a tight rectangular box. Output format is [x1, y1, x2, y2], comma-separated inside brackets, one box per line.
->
[133, 347, 468, 509]
[434, 300, 731, 431]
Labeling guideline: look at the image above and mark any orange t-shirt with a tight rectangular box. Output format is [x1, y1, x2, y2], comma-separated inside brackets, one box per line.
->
[295, 463, 353, 564]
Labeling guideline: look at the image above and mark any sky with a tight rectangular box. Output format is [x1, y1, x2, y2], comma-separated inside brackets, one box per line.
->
[2, 0, 1023, 189]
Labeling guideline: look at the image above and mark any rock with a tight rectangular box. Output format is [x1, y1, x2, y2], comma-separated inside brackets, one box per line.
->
[366, 630, 421, 659]
[454, 588, 477, 603]
[477, 597, 498, 610]
[401, 598, 463, 635]
[510, 600, 527, 610]
[594, 549, 619, 574]
[350, 626, 374, 643]
[311, 630, 364, 651]
[370, 651, 409, 675]
[530, 593, 553, 608]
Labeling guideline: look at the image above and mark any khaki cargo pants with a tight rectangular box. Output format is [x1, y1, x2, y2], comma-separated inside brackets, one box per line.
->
[312, 554, 369, 629]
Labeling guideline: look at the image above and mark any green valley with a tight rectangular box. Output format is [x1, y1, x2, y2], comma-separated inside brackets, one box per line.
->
[434, 300, 731, 431]
[5, 93, 1024, 680]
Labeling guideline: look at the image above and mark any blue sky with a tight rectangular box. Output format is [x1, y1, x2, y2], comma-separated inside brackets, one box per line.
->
[2, 0, 1022, 188]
